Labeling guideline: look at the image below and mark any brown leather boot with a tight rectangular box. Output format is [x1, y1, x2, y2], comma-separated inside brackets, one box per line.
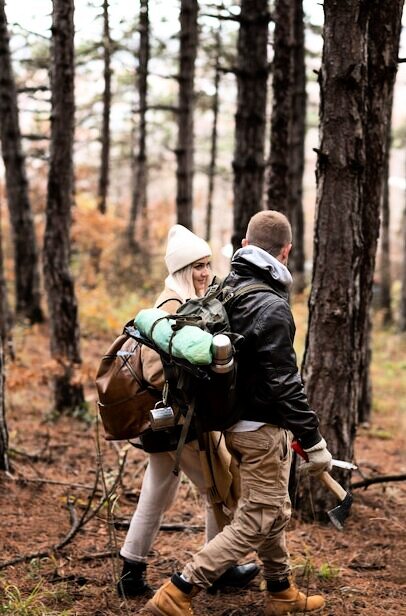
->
[145, 574, 200, 616]
[265, 580, 325, 615]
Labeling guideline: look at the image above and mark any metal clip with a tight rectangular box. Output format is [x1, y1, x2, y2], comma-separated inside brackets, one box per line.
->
[162, 381, 169, 405]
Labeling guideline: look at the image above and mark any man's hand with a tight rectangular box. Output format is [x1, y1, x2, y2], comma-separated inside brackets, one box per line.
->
[300, 438, 333, 476]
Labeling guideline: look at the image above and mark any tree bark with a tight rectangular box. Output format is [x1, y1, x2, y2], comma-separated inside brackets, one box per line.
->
[97, 0, 112, 215]
[298, 0, 403, 519]
[0, 206, 13, 358]
[128, 0, 149, 247]
[176, 0, 198, 230]
[0, 332, 9, 472]
[267, 0, 294, 218]
[0, 0, 43, 323]
[232, 0, 269, 252]
[399, 201, 406, 332]
[299, 0, 370, 519]
[357, 0, 403, 424]
[43, 0, 84, 413]
[288, 0, 306, 294]
[205, 22, 221, 243]
[379, 119, 393, 326]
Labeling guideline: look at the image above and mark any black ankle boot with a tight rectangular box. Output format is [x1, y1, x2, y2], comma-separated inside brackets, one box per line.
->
[207, 561, 260, 593]
[117, 559, 153, 598]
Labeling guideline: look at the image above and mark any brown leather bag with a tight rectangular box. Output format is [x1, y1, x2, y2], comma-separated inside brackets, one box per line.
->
[95, 322, 160, 440]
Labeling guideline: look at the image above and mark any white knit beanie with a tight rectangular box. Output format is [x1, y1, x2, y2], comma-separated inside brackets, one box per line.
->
[164, 224, 212, 275]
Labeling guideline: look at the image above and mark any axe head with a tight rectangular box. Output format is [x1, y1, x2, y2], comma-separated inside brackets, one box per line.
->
[327, 492, 353, 531]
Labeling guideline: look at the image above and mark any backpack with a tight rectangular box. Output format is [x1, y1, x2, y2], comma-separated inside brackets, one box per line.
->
[95, 320, 161, 441]
[95, 296, 184, 442]
[127, 278, 272, 470]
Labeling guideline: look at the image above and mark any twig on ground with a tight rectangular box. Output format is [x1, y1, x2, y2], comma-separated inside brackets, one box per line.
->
[0, 445, 127, 570]
[77, 550, 119, 561]
[351, 474, 406, 489]
[113, 519, 204, 532]
[11, 476, 104, 492]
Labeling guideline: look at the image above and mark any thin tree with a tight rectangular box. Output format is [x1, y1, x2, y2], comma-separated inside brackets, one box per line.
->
[127, 0, 150, 247]
[0, 205, 13, 358]
[232, 0, 270, 252]
[97, 0, 112, 214]
[267, 0, 306, 291]
[379, 120, 393, 326]
[298, 0, 370, 518]
[43, 0, 84, 412]
[267, 0, 294, 218]
[288, 0, 306, 293]
[205, 21, 222, 242]
[0, 331, 8, 472]
[176, 0, 199, 230]
[0, 0, 43, 323]
[400, 200, 406, 332]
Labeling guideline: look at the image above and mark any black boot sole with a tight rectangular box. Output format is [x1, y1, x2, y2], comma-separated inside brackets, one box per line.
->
[207, 565, 260, 594]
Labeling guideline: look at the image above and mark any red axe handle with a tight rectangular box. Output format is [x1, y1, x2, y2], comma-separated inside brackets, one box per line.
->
[292, 440, 347, 501]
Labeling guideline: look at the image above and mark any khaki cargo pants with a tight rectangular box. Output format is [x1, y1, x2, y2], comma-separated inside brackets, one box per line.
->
[182, 424, 292, 587]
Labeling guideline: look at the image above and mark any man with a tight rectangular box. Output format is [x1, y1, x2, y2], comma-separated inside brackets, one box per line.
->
[145, 211, 332, 615]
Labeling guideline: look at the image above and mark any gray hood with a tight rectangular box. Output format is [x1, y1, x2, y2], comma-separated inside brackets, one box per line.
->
[232, 245, 293, 289]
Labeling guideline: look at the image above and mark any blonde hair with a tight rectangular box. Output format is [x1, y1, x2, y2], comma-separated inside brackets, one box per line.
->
[246, 210, 292, 256]
[170, 264, 198, 301]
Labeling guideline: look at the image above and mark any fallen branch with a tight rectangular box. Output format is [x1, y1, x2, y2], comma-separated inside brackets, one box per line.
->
[113, 519, 204, 533]
[77, 550, 119, 562]
[351, 474, 406, 489]
[0, 450, 127, 570]
[12, 476, 103, 492]
[159, 523, 204, 533]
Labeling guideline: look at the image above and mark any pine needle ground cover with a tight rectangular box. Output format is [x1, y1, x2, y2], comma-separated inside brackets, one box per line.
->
[1, 247, 405, 615]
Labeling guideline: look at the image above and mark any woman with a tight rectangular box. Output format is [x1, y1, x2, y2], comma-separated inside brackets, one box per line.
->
[118, 224, 259, 598]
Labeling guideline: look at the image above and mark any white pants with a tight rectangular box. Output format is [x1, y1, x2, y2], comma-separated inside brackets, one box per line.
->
[120, 440, 220, 563]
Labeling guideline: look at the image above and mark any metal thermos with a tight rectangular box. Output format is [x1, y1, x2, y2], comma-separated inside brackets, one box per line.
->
[211, 334, 234, 374]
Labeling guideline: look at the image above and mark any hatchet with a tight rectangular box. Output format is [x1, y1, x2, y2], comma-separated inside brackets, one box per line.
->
[292, 440, 354, 531]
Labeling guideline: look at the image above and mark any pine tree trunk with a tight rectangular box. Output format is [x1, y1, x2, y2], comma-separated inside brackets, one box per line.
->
[400, 203, 406, 332]
[128, 0, 149, 247]
[267, 0, 294, 218]
[357, 0, 402, 424]
[176, 0, 198, 230]
[297, 0, 403, 519]
[97, 0, 112, 214]
[0, 209, 13, 357]
[0, 333, 9, 472]
[232, 0, 269, 252]
[43, 0, 84, 413]
[298, 0, 369, 519]
[288, 0, 306, 294]
[379, 123, 393, 326]
[0, 0, 43, 323]
[206, 23, 221, 242]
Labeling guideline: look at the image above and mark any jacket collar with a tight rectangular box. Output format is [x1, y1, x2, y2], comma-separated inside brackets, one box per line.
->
[232, 245, 293, 290]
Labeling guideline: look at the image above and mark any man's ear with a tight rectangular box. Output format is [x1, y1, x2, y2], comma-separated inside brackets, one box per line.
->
[280, 243, 292, 262]
[241, 238, 249, 247]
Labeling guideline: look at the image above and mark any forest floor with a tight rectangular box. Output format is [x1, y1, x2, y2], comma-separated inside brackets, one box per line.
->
[0, 301, 405, 615]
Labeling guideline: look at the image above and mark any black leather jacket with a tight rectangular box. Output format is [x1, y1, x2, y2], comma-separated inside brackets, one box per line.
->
[224, 247, 321, 449]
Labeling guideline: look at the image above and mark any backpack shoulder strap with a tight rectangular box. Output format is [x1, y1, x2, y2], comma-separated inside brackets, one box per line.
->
[222, 282, 278, 305]
[156, 297, 183, 310]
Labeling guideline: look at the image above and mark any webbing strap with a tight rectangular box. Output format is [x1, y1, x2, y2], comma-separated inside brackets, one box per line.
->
[156, 297, 182, 310]
[172, 398, 196, 476]
[222, 282, 286, 306]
